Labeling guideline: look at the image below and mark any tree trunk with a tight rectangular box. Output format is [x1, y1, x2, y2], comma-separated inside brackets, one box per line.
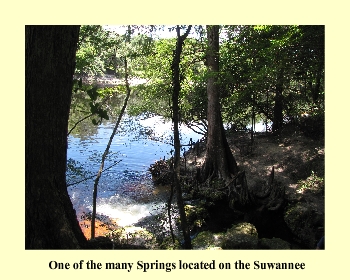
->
[312, 63, 324, 103]
[272, 69, 284, 133]
[25, 25, 86, 249]
[201, 25, 238, 183]
[171, 25, 192, 249]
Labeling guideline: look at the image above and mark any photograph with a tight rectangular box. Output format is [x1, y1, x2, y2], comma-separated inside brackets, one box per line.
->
[25, 25, 325, 251]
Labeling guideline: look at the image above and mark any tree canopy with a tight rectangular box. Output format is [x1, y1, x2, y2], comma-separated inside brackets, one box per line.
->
[82, 25, 323, 136]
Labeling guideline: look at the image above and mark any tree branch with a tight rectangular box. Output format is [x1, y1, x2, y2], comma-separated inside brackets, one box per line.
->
[67, 113, 93, 136]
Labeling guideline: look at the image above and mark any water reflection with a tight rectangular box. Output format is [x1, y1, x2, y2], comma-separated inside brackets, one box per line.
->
[67, 114, 201, 228]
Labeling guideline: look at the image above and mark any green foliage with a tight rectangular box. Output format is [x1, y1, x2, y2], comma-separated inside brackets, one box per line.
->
[71, 80, 110, 127]
[297, 171, 324, 194]
[191, 231, 224, 249]
[184, 203, 208, 230]
[127, 38, 175, 117]
[128, 34, 208, 133]
[73, 25, 324, 135]
[76, 25, 116, 76]
[86, 87, 99, 101]
[159, 236, 181, 250]
[219, 25, 324, 130]
[76, 25, 155, 78]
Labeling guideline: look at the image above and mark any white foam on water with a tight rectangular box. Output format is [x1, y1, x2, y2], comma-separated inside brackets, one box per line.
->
[95, 199, 162, 227]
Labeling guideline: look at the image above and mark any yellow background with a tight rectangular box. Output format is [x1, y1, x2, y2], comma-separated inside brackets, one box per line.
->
[2, 0, 348, 279]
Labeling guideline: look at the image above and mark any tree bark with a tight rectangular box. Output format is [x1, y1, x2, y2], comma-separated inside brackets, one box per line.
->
[171, 25, 192, 249]
[272, 68, 284, 133]
[25, 25, 86, 249]
[201, 25, 238, 183]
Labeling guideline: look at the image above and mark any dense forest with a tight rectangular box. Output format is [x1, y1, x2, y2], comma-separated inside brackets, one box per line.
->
[25, 25, 324, 249]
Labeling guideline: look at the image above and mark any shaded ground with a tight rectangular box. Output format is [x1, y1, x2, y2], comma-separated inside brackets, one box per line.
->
[185, 125, 324, 195]
[177, 124, 324, 248]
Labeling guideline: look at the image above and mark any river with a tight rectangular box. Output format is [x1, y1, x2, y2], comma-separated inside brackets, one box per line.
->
[67, 114, 202, 230]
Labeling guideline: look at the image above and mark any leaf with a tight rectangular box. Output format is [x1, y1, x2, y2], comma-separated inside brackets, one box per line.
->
[91, 87, 99, 101]
[89, 102, 97, 114]
[87, 89, 93, 99]
[92, 119, 98, 125]
[99, 109, 109, 120]
[87, 87, 98, 101]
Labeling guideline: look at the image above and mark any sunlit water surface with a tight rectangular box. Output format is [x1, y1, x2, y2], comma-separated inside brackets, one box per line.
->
[67, 115, 201, 227]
